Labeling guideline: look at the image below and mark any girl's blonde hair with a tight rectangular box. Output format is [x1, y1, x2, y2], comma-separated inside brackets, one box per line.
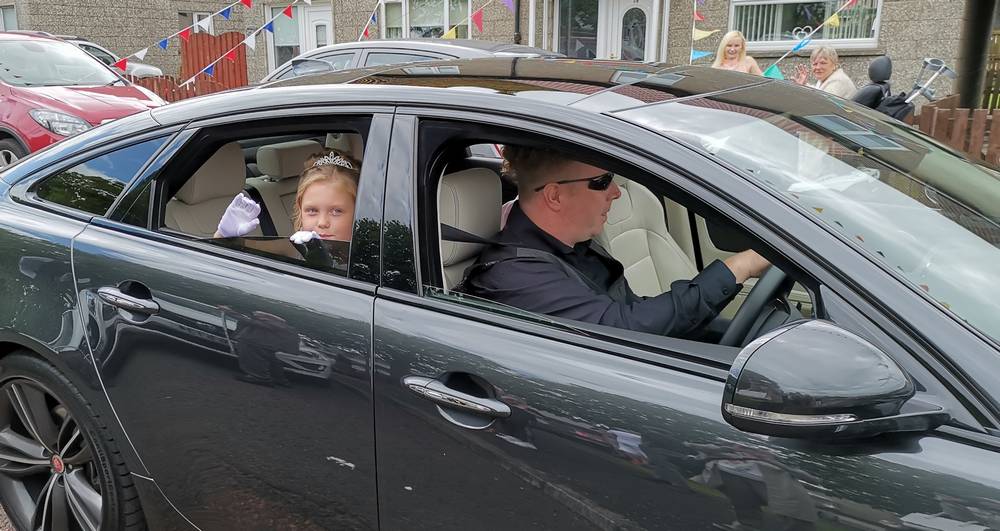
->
[291, 149, 361, 231]
[712, 31, 747, 67]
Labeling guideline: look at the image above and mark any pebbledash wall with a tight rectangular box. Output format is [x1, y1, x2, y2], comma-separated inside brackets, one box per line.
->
[1, 0, 965, 96]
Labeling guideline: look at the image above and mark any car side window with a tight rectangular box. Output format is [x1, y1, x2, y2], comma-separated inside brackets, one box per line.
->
[314, 52, 353, 71]
[363, 52, 438, 67]
[81, 44, 115, 66]
[32, 137, 166, 216]
[149, 121, 371, 278]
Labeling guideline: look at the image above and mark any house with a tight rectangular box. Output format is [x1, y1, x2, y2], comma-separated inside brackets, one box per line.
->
[0, 0, 990, 101]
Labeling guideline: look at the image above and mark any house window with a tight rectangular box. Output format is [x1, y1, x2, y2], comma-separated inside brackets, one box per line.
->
[270, 6, 301, 67]
[384, 2, 404, 38]
[397, 0, 469, 39]
[193, 12, 214, 33]
[557, 0, 598, 59]
[730, 0, 882, 51]
[1, 6, 17, 31]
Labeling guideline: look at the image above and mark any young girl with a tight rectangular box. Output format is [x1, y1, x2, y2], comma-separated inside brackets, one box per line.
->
[216, 148, 361, 243]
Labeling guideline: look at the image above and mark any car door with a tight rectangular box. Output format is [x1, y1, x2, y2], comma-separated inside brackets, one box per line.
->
[372, 111, 1000, 530]
[70, 111, 392, 529]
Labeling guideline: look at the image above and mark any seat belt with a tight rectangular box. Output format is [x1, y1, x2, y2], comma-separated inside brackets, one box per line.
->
[243, 185, 278, 237]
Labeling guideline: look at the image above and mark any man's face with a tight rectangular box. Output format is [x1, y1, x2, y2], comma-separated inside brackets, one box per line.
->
[550, 160, 621, 243]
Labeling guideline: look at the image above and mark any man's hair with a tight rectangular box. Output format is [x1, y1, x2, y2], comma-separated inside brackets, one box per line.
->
[502, 144, 572, 194]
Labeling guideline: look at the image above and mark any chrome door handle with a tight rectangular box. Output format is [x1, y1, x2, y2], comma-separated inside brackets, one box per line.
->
[402, 376, 511, 418]
[97, 287, 160, 315]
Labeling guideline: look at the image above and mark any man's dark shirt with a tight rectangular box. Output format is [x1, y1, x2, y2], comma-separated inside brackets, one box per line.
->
[463, 202, 740, 337]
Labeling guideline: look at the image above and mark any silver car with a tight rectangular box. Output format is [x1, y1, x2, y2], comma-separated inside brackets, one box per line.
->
[61, 35, 164, 78]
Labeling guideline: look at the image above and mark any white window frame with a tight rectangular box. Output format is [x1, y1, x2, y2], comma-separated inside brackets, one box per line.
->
[193, 11, 214, 34]
[381, 0, 471, 39]
[729, 0, 883, 52]
[0, 6, 17, 31]
[265, 5, 301, 72]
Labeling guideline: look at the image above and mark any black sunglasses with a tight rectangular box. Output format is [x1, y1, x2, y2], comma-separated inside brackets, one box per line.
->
[533, 171, 615, 192]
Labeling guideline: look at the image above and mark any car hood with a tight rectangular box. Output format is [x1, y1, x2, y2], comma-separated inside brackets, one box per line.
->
[14, 85, 163, 124]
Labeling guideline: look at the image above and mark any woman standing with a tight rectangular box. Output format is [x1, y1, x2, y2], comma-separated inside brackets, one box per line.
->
[794, 46, 856, 99]
[712, 31, 763, 75]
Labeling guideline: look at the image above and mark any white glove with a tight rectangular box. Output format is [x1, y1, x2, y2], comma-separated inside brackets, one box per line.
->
[289, 230, 320, 244]
[217, 193, 261, 237]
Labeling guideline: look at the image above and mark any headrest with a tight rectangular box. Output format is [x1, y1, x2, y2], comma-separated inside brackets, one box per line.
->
[438, 168, 501, 267]
[868, 56, 892, 84]
[175, 142, 246, 204]
[256, 139, 323, 179]
[326, 133, 365, 160]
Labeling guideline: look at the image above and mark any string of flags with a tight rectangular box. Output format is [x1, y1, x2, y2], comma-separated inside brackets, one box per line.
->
[358, 0, 513, 41]
[762, 0, 859, 80]
[690, 0, 716, 64]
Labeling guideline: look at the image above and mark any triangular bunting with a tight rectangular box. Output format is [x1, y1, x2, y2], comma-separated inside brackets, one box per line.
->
[158, 39, 169, 50]
[844, 0, 857, 7]
[240, 0, 252, 7]
[442, 27, 457, 39]
[134, 48, 148, 60]
[221, 7, 232, 19]
[826, 13, 840, 27]
[694, 11, 704, 22]
[283, 5, 294, 18]
[113, 58, 128, 71]
[762, 64, 784, 80]
[501, 0, 514, 13]
[574, 39, 584, 52]
[690, 50, 713, 61]
[362, 25, 370, 39]
[692, 28, 718, 41]
[264, 21, 275, 33]
[243, 34, 257, 50]
[792, 37, 811, 52]
[471, 9, 484, 33]
[179, 27, 192, 41]
[196, 17, 212, 33]
[204, 64, 216, 77]
[302, 0, 312, 4]
[224, 49, 238, 62]
[370, 12, 378, 24]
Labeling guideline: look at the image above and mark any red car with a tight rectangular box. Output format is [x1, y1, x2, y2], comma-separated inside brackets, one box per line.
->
[0, 31, 165, 168]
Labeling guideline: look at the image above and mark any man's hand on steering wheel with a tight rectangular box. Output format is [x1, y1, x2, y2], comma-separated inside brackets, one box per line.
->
[724, 250, 771, 283]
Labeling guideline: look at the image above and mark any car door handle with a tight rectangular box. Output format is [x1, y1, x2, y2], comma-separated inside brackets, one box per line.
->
[402, 376, 511, 418]
[97, 287, 159, 315]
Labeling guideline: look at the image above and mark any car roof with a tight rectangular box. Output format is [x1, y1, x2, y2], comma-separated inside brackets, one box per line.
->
[0, 31, 63, 42]
[152, 57, 771, 125]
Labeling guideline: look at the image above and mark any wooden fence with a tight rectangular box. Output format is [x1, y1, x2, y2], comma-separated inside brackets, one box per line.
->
[126, 31, 249, 103]
[982, 30, 1000, 111]
[911, 95, 1000, 166]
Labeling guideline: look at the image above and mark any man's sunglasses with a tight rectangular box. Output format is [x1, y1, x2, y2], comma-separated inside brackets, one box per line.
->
[533, 171, 615, 192]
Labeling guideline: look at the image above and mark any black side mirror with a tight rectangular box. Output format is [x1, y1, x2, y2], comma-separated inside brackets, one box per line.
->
[722, 320, 950, 440]
[290, 58, 336, 77]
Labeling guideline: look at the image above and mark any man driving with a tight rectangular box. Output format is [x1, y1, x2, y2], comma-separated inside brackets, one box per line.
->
[461, 145, 771, 338]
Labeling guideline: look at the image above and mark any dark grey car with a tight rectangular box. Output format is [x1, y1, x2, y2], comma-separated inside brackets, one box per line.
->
[0, 58, 998, 531]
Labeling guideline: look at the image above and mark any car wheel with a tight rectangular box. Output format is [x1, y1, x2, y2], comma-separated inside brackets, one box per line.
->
[0, 352, 146, 531]
[0, 139, 26, 170]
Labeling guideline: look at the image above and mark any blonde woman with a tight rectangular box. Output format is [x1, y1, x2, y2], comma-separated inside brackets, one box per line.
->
[711, 31, 763, 75]
[793, 46, 856, 99]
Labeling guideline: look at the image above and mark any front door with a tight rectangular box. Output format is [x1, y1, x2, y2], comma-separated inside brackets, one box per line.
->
[305, 6, 333, 51]
[599, 0, 654, 61]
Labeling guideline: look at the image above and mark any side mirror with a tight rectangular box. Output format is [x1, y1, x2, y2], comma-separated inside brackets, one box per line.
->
[290, 58, 336, 77]
[722, 320, 950, 439]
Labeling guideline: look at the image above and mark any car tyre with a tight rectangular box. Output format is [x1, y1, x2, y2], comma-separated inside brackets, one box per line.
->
[0, 352, 146, 531]
[0, 139, 26, 170]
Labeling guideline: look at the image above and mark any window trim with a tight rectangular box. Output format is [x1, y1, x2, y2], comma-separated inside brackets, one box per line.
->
[729, 0, 884, 52]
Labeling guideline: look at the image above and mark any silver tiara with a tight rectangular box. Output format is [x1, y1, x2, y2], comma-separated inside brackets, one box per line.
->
[312, 153, 354, 170]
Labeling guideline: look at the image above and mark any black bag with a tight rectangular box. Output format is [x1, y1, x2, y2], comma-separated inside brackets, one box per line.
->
[875, 92, 915, 121]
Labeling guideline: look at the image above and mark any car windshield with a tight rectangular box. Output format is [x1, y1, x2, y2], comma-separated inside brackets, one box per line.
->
[0, 39, 119, 87]
[615, 92, 1000, 345]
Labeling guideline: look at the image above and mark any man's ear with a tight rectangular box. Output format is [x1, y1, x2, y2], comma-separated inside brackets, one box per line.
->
[540, 184, 564, 212]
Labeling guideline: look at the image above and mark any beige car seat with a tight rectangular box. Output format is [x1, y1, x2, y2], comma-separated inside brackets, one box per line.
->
[438, 168, 502, 291]
[326, 133, 365, 160]
[248, 139, 324, 235]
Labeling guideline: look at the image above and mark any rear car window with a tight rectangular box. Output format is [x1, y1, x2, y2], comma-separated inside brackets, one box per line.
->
[33, 137, 166, 216]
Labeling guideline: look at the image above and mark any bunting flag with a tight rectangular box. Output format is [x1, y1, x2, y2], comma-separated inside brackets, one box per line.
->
[442, 26, 457, 39]
[501, 0, 514, 13]
[204, 64, 215, 77]
[362, 25, 370, 39]
[692, 28, 718, 41]
[113, 58, 128, 71]
[179, 27, 192, 42]
[220, 7, 232, 19]
[370, 11, 378, 25]
[134, 48, 148, 60]
[196, 17, 213, 33]
[694, 10, 704, 22]
[243, 33, 257, 50]
[763, 65, 785, 80]
[224, 49, 238, 62]
[844, 0, 857, 7]
[241, 0, 252, 7]
[264, 21, 275, 33]
[158, 38, 169, 50]
[690, 50, 713, 61]
[283, 5, 294, 18]
[826, 13, 840, 27]
[472, 9, 484, 33]
[303, 0, 312, 4]
[791, 37, 811, 52]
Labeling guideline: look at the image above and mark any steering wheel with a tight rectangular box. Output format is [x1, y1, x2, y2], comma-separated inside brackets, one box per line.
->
[719, 266, 794, 347]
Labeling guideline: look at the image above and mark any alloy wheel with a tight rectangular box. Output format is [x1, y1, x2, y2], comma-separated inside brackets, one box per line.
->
[0, 378, 103, 531]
